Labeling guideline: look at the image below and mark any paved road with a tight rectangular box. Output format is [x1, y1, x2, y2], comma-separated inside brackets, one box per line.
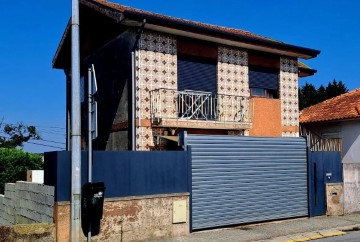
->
[317, 230, 360, 241]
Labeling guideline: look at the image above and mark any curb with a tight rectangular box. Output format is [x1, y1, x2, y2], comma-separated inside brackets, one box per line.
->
[285, 231, 346, 242]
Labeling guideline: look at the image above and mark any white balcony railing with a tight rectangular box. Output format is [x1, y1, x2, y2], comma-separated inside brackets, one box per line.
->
[150, 88, 251, 124]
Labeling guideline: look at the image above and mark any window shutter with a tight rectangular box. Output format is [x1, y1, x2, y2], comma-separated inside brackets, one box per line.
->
[178, 56, 217, 94]
[249, 69, 279, 90]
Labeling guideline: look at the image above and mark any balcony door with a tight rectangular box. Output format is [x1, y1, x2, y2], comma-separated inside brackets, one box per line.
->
[177, 55, 217, 120]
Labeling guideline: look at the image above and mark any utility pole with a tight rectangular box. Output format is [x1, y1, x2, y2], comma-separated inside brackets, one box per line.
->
[71, 0, 81, 241]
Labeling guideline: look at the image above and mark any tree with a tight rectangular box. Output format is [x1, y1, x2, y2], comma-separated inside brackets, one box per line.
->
[0, 148, 43, 194]
[316, 84, 326, 103]
[325, 79, 348, 99]
[299, 82, 318, 110]
[299, 79, 348, 110]
[0, 122, 40, 148]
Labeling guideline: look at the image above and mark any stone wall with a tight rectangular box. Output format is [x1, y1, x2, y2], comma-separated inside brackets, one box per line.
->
[0, 181, 54, 225]
[54, 193, 190, 242]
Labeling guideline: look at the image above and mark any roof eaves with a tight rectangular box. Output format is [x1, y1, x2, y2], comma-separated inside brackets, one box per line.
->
[52, 19, 71, 68]
[123, 9, 320, 59]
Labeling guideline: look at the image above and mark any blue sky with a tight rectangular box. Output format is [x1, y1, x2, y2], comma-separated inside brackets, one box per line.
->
[0, 0, 359, 153]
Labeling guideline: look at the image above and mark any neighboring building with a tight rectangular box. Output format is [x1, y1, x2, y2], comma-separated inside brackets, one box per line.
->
[300, 89, 360, 213]
[53, 0, 319, 151]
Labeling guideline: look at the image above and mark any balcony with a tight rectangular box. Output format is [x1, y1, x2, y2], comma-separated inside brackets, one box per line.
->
[150, 88, 251, 130]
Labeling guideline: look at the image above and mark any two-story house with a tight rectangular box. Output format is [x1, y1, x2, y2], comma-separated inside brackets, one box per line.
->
[53, 0, 320, 151]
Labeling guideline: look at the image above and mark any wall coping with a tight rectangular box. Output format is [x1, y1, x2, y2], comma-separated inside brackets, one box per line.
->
[56, 192, 190, 205]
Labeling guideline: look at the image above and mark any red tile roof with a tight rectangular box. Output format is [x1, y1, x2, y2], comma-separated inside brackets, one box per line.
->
[300, 89, 360, 123]
[87, 0, 319, 58]
[92, 0, 276, 42]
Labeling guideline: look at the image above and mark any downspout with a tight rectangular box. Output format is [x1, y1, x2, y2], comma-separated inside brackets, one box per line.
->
[131, 19, 146, 150]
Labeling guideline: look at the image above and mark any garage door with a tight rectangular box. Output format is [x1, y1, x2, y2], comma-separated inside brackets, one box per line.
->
[181, 134, 308, 230]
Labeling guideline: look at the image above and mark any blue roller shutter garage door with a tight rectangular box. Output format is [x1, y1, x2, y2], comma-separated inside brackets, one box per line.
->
[181, 134, 308, 230]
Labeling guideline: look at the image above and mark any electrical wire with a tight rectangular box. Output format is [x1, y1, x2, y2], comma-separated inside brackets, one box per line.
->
[27, 141, 64, 149]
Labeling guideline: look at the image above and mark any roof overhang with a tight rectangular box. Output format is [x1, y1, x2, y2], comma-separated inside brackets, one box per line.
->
[53, 0, 320, 69]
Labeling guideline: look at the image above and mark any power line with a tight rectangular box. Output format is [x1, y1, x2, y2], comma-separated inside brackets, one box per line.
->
[27, 141, 64, 149]
[41, 139, 66, 145]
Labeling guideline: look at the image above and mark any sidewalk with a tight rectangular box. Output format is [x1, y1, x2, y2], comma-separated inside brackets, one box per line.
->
[157, 213, 360, 242]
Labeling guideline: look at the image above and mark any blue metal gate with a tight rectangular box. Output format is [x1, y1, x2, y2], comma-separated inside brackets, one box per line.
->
[180, 134, 308, 230]
[308, 151, 342, 216]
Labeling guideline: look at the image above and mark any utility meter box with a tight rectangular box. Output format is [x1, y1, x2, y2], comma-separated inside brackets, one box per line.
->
[81, 182, 106, 236]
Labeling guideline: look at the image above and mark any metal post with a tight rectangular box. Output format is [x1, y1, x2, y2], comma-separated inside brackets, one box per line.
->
[87, 68, 93, 241]
[131, 52, 136, 151]
[71, 0, 81, 241]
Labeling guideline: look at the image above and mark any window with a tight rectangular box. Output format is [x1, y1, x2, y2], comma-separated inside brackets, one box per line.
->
[177, 55, 217, 120]
[249, 67, 279, 98]
[177, 55, 217, 94]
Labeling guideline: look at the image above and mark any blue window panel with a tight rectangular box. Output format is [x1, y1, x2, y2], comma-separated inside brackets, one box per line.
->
[178, 55, 217, 94]
[249, 68, 279, 90]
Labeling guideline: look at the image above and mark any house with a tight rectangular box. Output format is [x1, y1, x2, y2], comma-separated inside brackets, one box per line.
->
[52, 0, 320, 151]
[300, 88, 360, 214]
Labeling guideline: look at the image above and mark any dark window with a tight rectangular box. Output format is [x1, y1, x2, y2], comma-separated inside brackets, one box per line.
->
[177, 55, 217, 94]
[249, 67, 279, 98]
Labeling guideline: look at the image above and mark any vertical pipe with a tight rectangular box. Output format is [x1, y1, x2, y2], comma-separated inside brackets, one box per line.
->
[131, 52, 136, 151]
[87, 68, 92, 241]
[71, 0, 81, 241]
[88, 68, 92, 183]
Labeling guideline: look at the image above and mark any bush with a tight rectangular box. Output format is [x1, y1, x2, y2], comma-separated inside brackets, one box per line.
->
[0, 148, 43, 194]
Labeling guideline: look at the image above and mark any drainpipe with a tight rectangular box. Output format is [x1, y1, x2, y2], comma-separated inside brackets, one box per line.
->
[131, 19, 146, 150]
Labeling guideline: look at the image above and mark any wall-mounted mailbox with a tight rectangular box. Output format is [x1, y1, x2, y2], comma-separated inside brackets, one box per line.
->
[326, 183, 344, 216]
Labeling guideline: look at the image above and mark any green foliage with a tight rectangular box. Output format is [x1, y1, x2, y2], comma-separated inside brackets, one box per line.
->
[0, 148, 43, 194]
[0, 122, 40, 148]
[299, 79, 349, 110]
[299, 82, 318, 110]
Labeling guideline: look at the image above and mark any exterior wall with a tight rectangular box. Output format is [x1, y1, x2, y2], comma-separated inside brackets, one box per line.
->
[135, 30, 178, 150]
[249, 98, 282, 137]
[280, 57, 299, 137]
[54, 193, 189, 242]
[83, 29, 136, 150]
[0, 223, 55, 242]
[343, 163, 360, 213]
[217, 46, 250, 123]
[134, 31, 302, 149]
[0, 182, 54, 225]
[302, 120, 360, 213]
[340, 121, 360, 213]
[340, 120, 360, 163]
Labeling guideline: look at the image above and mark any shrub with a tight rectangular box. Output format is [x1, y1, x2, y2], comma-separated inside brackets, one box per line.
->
[0, 148, 43, 194]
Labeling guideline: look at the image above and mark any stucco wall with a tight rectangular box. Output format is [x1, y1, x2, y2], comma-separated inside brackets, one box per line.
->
[249, 97, 281, 137]
[340, 120, 360, 163]
[55, 193, 189, 242]
[343, 163, 360, 213]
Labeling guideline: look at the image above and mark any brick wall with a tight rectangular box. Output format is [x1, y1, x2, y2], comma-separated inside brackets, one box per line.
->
[0, 181, 54, 225]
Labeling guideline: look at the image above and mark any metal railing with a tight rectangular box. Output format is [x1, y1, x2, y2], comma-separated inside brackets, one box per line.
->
[150, 88, 251, 124]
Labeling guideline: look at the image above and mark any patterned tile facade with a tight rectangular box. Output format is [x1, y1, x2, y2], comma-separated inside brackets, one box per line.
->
[135, 31, 177, 150]
[280, 57, 299, 132]
[282, 132, 300, 137]
[217, 46, 250, 123]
